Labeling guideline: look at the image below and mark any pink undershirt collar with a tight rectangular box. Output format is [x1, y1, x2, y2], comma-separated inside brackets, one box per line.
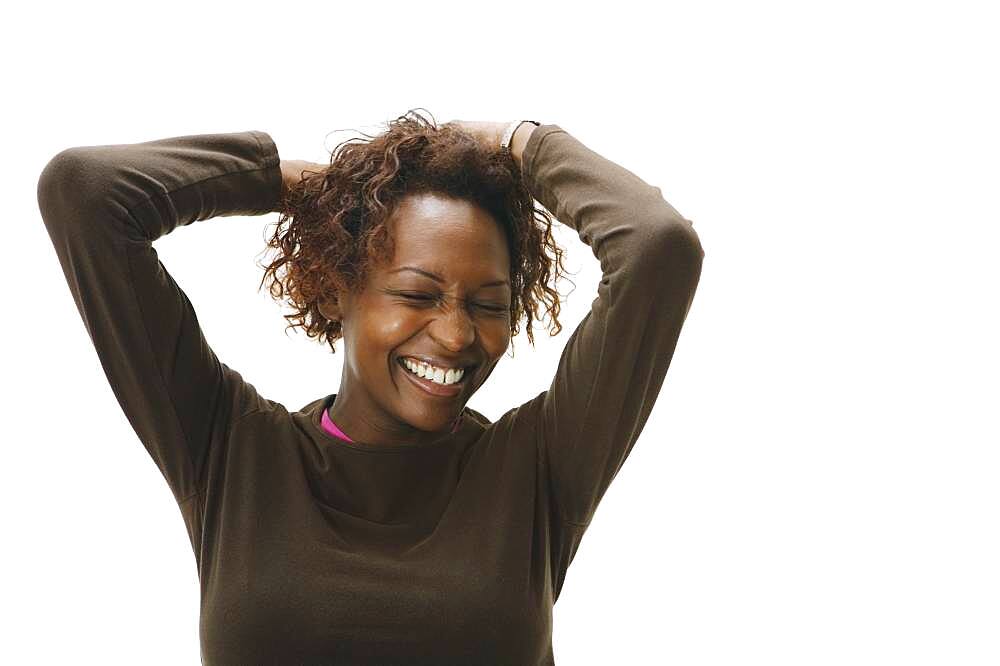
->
[320, 404, 461, 443]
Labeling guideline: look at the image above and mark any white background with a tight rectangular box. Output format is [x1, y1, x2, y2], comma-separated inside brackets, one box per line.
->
[5, 1, 998, 664]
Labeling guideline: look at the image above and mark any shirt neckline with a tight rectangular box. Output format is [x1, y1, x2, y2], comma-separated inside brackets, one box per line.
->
[320, 405, 356, 442]
[307, 393, 470, 453]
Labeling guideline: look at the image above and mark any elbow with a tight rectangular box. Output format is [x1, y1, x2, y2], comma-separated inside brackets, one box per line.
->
[643, 188, 705, 259]
[38, 148, 84, 214]
[37, 149, 76, 234]
[37, 147, 113, 233]
[650, 213, 705, 266]
[38, 147, 95, 204]
[672, 216, 705, 262]
[625, 213, 705, 292]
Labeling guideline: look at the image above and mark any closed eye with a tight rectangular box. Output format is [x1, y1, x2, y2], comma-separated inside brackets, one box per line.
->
[397, 292, 507, 314]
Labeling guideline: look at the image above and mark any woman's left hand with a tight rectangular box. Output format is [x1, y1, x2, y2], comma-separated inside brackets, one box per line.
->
[441, 120, 509, 150]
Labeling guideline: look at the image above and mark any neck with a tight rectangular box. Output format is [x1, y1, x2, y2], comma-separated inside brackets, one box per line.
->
[326, 392, 461, 447]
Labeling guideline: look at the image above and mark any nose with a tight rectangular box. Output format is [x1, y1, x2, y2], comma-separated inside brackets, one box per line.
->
[427, 299, 476, 352]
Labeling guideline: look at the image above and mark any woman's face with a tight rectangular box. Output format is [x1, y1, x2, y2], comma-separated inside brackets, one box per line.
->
[319, 192, 512, 445]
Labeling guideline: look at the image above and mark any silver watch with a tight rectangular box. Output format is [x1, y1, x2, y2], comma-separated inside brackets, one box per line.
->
[500, 120, 541, 154]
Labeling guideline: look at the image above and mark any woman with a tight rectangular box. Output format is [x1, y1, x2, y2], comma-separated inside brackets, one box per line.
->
[37, 110, 704, 665]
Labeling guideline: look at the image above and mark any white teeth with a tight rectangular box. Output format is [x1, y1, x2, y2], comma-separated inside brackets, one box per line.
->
[402, 358, 465, 386]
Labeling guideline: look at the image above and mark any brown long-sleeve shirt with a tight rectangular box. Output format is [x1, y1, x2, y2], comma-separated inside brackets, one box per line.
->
[37, 123, 704, 664]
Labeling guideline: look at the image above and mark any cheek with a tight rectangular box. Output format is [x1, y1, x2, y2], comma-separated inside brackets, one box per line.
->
[383, 309, 425, 337]
[481, 321, 512, 357]
[364, 309, 422, 354]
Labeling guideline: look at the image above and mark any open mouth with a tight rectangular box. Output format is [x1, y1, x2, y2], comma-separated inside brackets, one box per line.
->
[396, 357, 475, 397]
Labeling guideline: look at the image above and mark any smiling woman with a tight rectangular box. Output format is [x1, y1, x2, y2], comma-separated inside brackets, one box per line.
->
[37, 109, 703, 664]
[260, 110, 568, 447]
[323, 191, 517, 442]
[264, 111, 565, 354]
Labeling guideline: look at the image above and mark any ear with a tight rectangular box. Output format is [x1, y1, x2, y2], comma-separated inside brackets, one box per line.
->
[317, 297, 342, 322]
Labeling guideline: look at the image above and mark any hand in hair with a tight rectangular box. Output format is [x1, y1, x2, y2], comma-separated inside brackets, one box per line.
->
[443, 120, 536, 169]
[277, 159, 327, 212]
[440, 120, 508, 150]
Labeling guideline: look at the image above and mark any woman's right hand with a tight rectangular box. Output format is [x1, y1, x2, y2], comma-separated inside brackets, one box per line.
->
[278, 159, 327, 208]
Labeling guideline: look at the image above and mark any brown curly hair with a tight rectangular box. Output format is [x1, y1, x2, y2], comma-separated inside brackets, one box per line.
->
[257, 109, 572, 356]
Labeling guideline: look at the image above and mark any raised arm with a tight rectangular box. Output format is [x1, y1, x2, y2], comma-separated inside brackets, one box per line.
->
[519, 124, 704, 529]
[36, 130, 282, 505]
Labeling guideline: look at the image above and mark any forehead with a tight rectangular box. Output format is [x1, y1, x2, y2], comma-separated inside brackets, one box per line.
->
[384, 193, 510, 275]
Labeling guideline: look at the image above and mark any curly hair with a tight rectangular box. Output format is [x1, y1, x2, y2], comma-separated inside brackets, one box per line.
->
[257, 109, 572, 356]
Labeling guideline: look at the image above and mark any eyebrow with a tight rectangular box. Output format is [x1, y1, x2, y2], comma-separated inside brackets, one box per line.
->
[388, 266, 510, 288]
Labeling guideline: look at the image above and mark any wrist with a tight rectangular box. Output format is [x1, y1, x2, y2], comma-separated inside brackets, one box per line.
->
[508, 121, 539, 170]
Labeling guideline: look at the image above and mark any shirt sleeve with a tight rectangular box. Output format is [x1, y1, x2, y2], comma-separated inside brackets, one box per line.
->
[36, 130, 282, 505]
[519, 124, 705, 529]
